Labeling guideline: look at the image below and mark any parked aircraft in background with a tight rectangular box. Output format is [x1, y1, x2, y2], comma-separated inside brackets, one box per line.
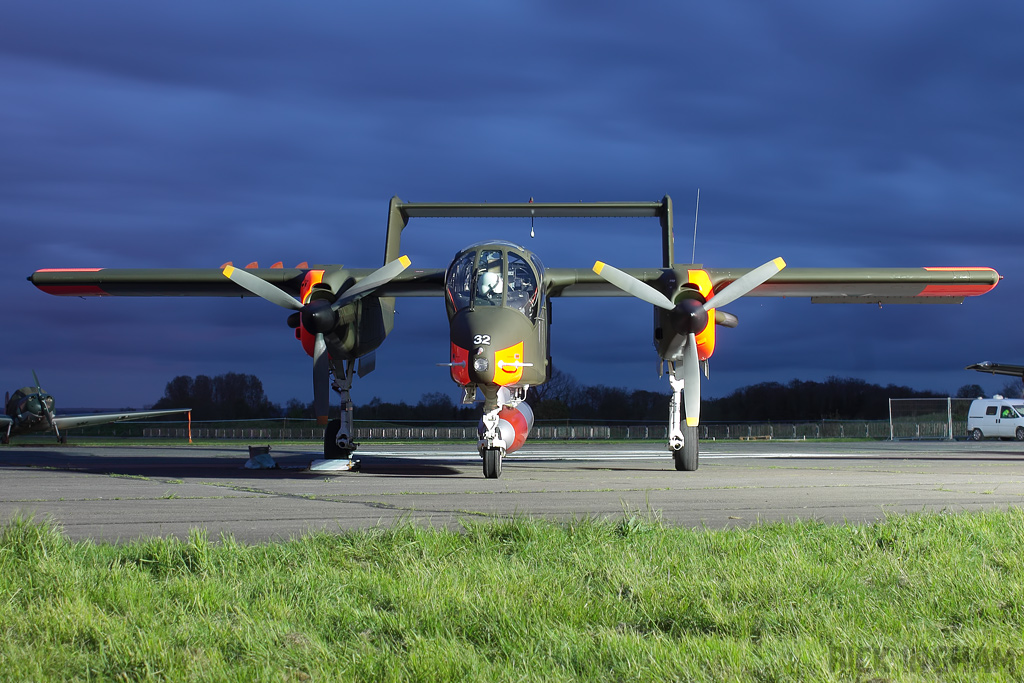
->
[966, 361, 1024, 380]
[2, 372, 190, 444]
[30, 195, 1001, 476]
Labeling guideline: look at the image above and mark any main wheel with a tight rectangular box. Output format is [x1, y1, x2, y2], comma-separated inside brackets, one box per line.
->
[970, 428, 984, 442]
[482, 448, 503, 479]
[673, 426, 699, 471]
[1016, 427, 1024, 442]
[323, 419, 352, 458]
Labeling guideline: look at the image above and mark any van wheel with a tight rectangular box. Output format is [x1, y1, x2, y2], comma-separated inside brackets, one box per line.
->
[970, 428, 984, 441]
[1016, 427, 1024, 441]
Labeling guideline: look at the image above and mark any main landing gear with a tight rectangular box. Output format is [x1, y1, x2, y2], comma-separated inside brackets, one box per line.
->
[667, 363, 699, 471]
[313, 361, 360, 472]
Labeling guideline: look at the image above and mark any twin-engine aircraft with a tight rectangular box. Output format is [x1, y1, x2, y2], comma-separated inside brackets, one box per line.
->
[30, 196, 1000, 477]
[2, 371, 191, 444]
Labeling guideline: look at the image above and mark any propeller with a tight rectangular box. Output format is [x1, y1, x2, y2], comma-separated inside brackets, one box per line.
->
[223, 257, 411, 420]
[592, 257, 786, 425]
[31, 369, 60, 440]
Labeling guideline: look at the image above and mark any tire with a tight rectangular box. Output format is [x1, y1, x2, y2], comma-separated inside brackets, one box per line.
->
[674, 426, 699, 471]
[482, 448, 503, 478]
[1017, 427, 1024, 442]
[323, 419, 350, 458]
[970, 428, 984, 442]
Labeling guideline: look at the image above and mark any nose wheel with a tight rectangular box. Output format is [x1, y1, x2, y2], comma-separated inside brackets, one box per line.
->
[482, 447, 504, 478]
[672, 425, 699, 471]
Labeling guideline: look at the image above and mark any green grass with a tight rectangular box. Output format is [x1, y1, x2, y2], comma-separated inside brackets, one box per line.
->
[2, 510, 1023, 681]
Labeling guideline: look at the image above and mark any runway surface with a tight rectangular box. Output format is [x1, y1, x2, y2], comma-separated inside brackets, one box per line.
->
[2, 440, 1023, 543]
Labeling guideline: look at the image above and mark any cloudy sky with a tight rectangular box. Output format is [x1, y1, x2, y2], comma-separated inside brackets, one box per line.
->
[2, 1, 1022, 411]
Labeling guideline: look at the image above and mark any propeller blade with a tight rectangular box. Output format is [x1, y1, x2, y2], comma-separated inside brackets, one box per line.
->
[715, 310, 739, 328]
[683, 333, 701, 426]
[223, 265, 303, 311]
[312, 333, 329, 424]
[31, 370, 60, 439]
[592, 261, 675, 310]
[333, 255, 412, 309]
[704, 257, 786, 311]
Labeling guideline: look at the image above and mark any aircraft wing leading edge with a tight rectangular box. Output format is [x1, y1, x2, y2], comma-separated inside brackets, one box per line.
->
[29, 268, 447, 298]
[547, 266, 1000, 302]
[32, 266, 999, 303]
[966, 362, 1024, 378]
[50, 408, 191, 431]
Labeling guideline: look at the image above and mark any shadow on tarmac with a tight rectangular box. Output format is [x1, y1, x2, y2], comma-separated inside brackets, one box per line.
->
[0, 448, 463, 479]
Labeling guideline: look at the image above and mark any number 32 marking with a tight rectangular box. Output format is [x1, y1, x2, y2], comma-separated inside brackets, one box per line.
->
[473, 334, 491, 346]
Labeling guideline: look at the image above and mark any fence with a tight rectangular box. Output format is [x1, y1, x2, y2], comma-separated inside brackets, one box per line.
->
[115, 418, 911, 442]
[888, 397, 973, 441]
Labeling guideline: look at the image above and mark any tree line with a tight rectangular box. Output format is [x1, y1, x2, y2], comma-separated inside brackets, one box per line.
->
[150, 370, 1022, 423]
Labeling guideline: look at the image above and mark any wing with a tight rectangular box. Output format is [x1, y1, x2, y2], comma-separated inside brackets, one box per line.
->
[966, 362, 1024, 378]
[0, 415, 12, 430]
[29, 267, 447, 298]
[52, 408, 191, 431]
[548, 266, 1000, 303]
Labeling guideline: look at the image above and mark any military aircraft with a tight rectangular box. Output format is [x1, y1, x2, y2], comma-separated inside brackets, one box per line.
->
[2, 371, 191, 444]
[966, 362, 1024, 380]
[29, 196, 1000, 477]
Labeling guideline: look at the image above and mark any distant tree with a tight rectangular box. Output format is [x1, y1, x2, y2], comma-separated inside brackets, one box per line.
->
[153, 373, 280, 420]
[527, 368, 581, 420]
[999, 379, 1024, 399]
[527, 368, 579, 405]
[956, 384, 987, 399]
[703, 377, 943, 422]
[284, 398, 311, 419]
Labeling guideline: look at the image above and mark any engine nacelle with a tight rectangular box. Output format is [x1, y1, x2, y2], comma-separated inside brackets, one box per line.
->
[478, 402, 535, 454]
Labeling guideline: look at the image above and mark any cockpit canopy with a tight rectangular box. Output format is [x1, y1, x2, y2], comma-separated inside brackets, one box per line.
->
[445, 241, 545, 320]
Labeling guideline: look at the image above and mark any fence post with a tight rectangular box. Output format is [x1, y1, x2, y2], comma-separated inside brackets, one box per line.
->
[889, 398, 894, 440]
[947, 398, 954, 441]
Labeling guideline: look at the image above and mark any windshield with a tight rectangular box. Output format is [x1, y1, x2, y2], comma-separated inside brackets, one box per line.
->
[1014, 405, 1024, 417]
[445, 243, 542, 319]
[474, 249, 504, 307]
[505, 252, 538, 317]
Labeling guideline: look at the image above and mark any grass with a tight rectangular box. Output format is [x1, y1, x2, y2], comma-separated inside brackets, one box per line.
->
[1, 510, 1023, 681]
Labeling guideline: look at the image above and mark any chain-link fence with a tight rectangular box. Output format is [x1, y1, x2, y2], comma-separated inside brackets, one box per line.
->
[888, 398, 972, 440]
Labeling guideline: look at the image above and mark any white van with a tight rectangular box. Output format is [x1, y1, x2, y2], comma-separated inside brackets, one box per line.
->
[967, 396, 1024, 441]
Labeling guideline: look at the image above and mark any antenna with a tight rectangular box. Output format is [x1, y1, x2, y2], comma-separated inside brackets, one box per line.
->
[691, 188, 700, 264]
[529, 196, 535, 238]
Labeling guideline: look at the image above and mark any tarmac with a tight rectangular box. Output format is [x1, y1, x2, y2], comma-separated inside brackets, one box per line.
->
[2, 439, 1023, 543]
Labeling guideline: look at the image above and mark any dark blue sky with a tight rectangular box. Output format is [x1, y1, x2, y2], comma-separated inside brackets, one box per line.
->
[2, 1, 1022, 409]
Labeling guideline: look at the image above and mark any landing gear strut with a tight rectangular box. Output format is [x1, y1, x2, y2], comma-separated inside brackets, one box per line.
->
[478, 390, 507, 479]
[312, 360, 360, 472]
[667, 363, 698, 471]
[325, 360, 357, 457]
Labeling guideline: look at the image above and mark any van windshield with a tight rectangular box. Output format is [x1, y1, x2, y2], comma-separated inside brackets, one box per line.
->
[1014, 404, 1024, 416]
